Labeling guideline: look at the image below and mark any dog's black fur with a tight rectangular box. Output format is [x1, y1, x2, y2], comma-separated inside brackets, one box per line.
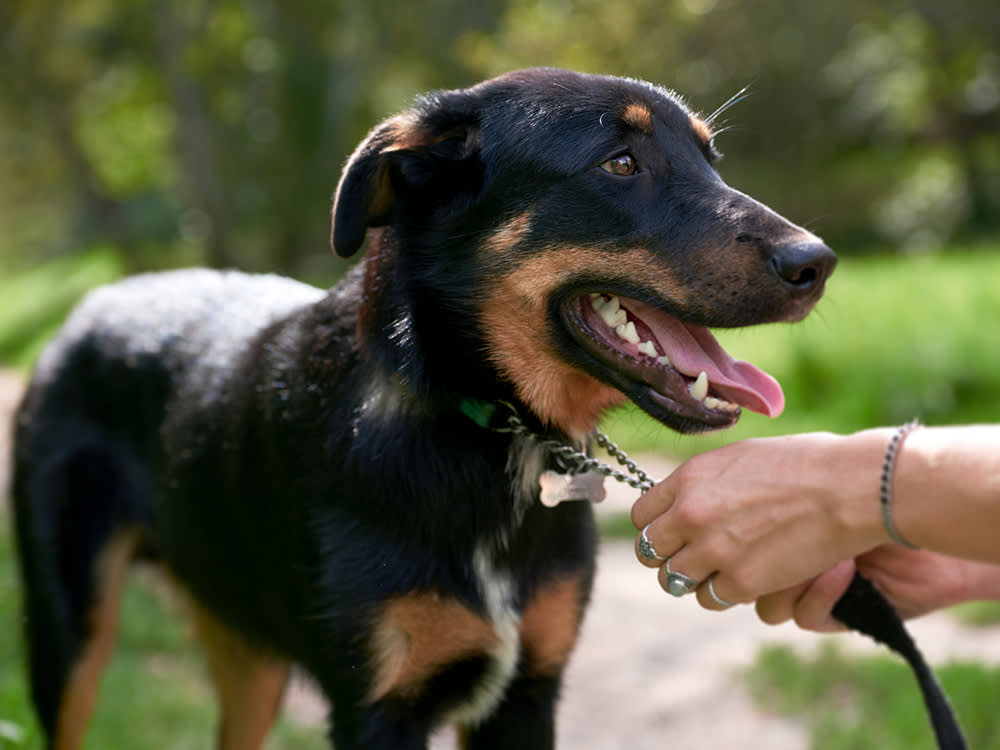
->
[12, 68, 835, 749]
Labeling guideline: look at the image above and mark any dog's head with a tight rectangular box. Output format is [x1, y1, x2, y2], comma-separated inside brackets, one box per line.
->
[332, 68, 835, 438]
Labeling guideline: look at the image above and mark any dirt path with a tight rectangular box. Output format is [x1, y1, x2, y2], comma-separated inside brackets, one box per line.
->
[3, 371, 998, 748]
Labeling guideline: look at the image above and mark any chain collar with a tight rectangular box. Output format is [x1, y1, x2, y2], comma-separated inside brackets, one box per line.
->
[460, 398, 656, 494]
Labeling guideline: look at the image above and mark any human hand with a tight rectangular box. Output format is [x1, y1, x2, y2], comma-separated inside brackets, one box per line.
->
[631, 430, 894, 610]
[755, 546, 1000, 632]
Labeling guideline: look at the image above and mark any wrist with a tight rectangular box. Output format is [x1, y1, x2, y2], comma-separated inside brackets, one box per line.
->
[886, 424, 1000, 563]
[879, 420, 922, 549]
[831, 428, 900, 552]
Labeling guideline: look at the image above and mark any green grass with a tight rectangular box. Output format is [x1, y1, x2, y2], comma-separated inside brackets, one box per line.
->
[0, 520, 326, 749]
[950, 601, 1000, 628]
[600, 248, 1000, 459]
[0, 249, 124, 369]
[747, 642, 1000, 750]
[596, 511, 639, 540]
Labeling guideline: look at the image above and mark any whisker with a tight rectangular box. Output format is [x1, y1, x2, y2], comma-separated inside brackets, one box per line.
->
[801, 215, 832, 232]
[705, 84, 753, 127]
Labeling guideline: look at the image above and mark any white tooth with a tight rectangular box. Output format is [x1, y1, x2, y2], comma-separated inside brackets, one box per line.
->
[704, 396, 720, 409]
[657, 354, 672, 367]
[637, 341, 657, 357]
[590, 294, 606, 312]
[689, 371, 709, 401]
[599, 296, 627, 328]
[616, 321, 640, 344]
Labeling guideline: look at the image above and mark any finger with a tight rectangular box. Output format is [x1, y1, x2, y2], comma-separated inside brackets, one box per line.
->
[755, 581, 812, 625]
[696, 574, 739, 611]
[656, 547, 709, 598]
[635, 524, 666, 567]
[633, 517, 683, 568]
[793, 559, 855, 633]
[630, 470, 681, 530]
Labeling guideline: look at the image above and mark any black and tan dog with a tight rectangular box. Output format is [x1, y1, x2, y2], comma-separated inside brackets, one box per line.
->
[12, 69, 835, 749]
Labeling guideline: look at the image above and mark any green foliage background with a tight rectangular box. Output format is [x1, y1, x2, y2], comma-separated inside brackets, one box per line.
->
[2, 1, 1000, 747]
[2, 0, 999, 283]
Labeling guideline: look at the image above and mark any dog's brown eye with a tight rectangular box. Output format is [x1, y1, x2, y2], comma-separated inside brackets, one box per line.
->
[601, 154, 637, 176]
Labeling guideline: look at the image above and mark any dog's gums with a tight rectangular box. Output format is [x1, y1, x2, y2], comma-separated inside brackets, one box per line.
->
[564, 292, 784, 430]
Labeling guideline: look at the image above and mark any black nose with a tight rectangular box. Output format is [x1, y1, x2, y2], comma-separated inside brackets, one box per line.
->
[769, 240, 837, 291]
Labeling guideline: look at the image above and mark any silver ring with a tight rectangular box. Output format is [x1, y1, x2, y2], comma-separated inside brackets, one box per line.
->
[661, 557, 699, 597]
[638, 524, 666, 562]
[707, 576, 734, 608]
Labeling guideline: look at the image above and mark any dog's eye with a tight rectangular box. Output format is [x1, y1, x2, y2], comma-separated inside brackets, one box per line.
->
[600, 154, 638, 176]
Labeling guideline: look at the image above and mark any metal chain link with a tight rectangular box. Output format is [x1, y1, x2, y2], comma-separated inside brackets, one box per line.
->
[495, 404, 656, 493]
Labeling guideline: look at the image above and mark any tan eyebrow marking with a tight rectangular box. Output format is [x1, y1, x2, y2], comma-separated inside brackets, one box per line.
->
[622, 103, 654, 135]
[690, 115, 714, 146]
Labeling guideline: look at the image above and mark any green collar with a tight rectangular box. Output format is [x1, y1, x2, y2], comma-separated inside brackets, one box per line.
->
[458, 398, 501, 429]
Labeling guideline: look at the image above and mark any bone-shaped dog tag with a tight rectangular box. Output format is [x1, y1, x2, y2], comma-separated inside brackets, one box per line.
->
[538, 470, 607, 507]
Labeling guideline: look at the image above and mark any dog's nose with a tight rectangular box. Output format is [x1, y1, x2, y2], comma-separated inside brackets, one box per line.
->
[768, 239, 837, 291]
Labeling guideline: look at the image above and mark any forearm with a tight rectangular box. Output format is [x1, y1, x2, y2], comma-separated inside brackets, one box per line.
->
[889, 425, 1000, 564]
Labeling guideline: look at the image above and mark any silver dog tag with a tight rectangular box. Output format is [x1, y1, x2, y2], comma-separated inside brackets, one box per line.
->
[538, 470, 607, 507]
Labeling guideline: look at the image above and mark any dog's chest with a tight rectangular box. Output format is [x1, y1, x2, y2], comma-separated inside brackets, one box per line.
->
[364, 438, 592, 723]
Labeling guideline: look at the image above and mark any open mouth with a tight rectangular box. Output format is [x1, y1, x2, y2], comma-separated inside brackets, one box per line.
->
[561, 293, 785, 432]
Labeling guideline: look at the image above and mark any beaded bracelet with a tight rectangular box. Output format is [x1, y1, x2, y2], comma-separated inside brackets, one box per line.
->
[880, 419, 921, 549]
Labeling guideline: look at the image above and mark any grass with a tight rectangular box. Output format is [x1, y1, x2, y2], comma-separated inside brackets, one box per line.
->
[0, 249, 124, 369]
[747, 642, 1000, 750]
[0, 520, 327, 749]
[950, 601, 1000, 628]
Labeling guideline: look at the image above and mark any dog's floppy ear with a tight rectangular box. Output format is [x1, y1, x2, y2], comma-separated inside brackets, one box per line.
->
[331, 104, 483, 258]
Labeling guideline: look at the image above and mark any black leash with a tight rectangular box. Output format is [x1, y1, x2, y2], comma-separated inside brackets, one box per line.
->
[833, 573, 967, 749]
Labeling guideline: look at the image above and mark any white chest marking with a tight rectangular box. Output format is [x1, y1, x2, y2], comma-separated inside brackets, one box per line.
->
[445, 545, 521, 726]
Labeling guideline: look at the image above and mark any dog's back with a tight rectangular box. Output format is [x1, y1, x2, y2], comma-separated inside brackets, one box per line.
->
[11, 269, 324, 737]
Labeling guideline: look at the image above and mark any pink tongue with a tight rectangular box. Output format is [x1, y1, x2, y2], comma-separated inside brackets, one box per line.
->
[624, 299, 785, 417]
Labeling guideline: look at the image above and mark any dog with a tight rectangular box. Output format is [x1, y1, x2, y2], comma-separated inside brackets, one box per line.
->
[11, 68, 835, 749]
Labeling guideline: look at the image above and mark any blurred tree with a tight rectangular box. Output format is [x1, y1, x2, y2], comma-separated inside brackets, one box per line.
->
[0, 0, 504, 277]
[459, 0, 1000, 252]
[825, 6, 1000, 249]
[0, 0, 997, 277]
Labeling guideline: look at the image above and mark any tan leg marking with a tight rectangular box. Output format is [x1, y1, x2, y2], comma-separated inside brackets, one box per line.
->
[53, 529, 141, 750]
[369, 593, 501, 702]
[519, 574, 587, 677]
[188, 604, 289, 750]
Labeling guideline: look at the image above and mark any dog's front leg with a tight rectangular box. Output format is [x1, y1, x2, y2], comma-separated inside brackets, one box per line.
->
[327, 700, 433, 750]
[461, 672, 562, 750]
